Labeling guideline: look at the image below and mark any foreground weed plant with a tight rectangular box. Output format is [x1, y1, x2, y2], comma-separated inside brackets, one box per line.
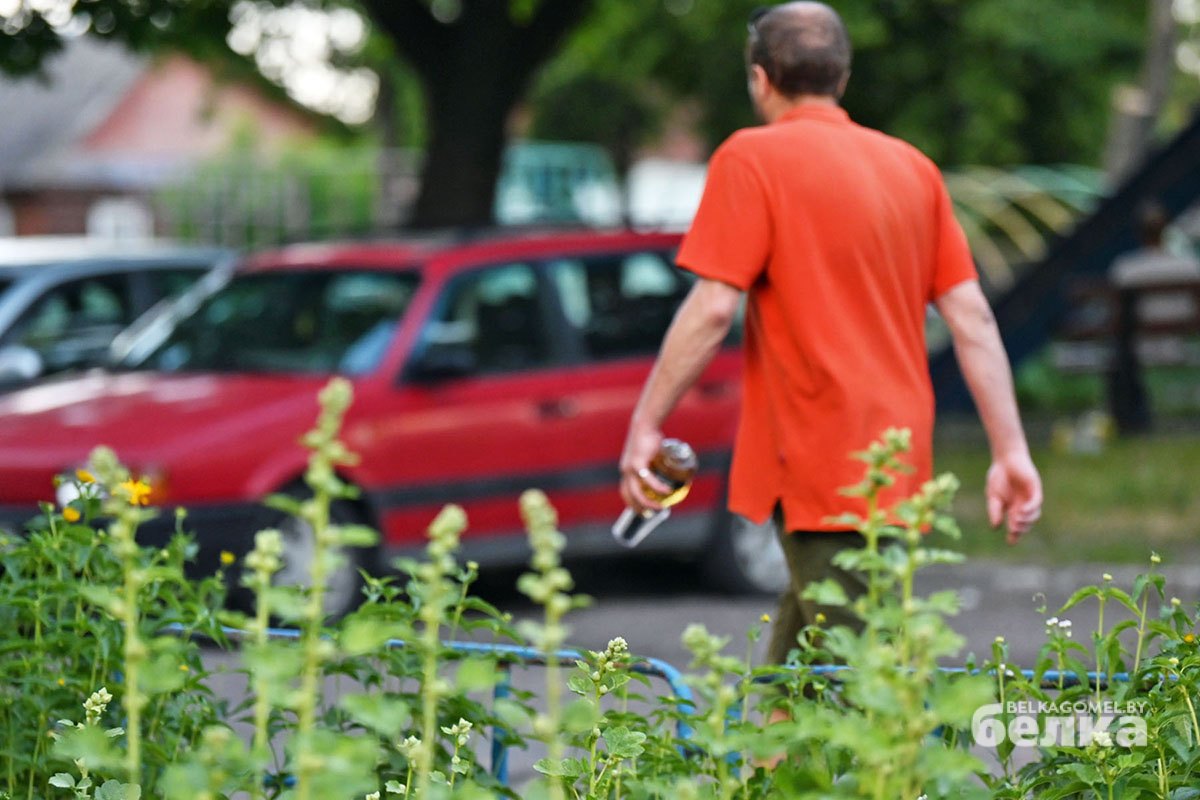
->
[3, 385, 1198, 799]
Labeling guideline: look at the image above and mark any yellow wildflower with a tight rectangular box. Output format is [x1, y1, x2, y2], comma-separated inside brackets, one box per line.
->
[119, 479, 152, 506]
[814, 613, 827, 625]
[179, 664, 190, 672]
[62, 507, 81, 523]
[57, 678, 65, 686]
[760, 614, 771, 624]
[1185, 634, 1196, 645]
[75, 469, 95, 484]
[220, 551, 236, 567]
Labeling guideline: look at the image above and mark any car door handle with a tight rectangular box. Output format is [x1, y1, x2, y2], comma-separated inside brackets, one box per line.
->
[536, 398, 579, 419]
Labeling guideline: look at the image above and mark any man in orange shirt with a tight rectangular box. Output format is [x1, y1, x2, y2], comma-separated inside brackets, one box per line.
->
[619, 1, 1042, 664]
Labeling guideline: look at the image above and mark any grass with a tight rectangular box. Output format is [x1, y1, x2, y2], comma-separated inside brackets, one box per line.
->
[935, 419, 1200, 563]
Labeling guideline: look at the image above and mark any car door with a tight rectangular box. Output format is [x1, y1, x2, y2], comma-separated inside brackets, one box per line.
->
[542, 248, 743, 536]
[362, 260, 596, 548]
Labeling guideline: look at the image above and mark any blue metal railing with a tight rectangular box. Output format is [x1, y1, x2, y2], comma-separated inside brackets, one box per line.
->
[168, 623, 1150, 787]
[166, 624, 694, 785]
[805, 663, 1131, 690]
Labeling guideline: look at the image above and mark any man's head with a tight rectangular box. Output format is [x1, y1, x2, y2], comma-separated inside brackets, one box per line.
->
[746, 2, 851, 118]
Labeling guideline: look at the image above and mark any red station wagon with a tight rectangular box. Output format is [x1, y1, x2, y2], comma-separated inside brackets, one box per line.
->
[0, 231, 788, 614]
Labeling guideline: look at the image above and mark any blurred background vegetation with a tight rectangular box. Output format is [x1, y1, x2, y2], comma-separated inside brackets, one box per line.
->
[3, 0, 1199, 562]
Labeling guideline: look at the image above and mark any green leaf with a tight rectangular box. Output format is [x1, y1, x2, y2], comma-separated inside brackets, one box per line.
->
[1106, 587, 1140, 615]
[336, 524, 379, 548]
[801, 579, 848, 607]
[493, 698, 532, 731]
[533, 757, 584, 778]
[603, 726, 646, 759]
[455, 658, 498, 691]
[262, 586, 308, 622]
[340, 617, 405, 656]
[1060, 586, 1103, 612]
[562, 697, 598, 733]
[48, 773, 75, 789]
[53, 725, 122, 772]
[918, 547, 966, 566]
[567, 674, 592, 696]
[78, 586, 122, 616]
[264, 493, 304, 515]
[922, 590, 961, 615]
[95, 781, 141, 800]
[339, 694, 410, 739]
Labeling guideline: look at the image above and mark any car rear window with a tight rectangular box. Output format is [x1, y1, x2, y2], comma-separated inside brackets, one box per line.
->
[126, 269, 419, 375]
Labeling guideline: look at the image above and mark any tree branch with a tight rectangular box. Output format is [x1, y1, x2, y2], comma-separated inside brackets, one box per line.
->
[360, 0, 447, 78]
[513, 0, 596, 73]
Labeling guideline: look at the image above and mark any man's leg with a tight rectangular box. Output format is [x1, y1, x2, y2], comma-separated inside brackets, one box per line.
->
[767, 506, 868, 665]
[759, 511, 869, 767]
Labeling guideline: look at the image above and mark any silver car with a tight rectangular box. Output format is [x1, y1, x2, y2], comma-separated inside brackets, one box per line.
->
[0, 238, 233, 388]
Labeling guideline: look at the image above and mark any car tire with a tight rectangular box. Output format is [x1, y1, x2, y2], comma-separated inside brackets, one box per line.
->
[701, 512, 790, 596]
[270, 494, 377, 620]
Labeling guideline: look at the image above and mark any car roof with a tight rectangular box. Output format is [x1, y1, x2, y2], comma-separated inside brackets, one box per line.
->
[0, 237, 233, 275]
[243, 228, 683, 278]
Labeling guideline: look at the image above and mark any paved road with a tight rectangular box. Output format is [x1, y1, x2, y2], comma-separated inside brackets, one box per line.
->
[201, 554, 1200, 789]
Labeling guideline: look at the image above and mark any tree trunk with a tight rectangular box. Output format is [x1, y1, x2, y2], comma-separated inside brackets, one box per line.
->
[1103, 0, 1176, 182]
[365, 0, 595, 230]
[411, 65, 523, 229]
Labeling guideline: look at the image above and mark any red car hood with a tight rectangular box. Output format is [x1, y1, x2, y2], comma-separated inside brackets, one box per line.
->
[0, 371, 334, 503]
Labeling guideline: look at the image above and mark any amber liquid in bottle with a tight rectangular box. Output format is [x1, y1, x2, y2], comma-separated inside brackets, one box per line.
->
[612, 438, 698, 548]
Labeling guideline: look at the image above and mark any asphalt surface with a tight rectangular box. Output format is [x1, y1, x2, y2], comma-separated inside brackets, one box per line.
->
[200, 554, 1200, 790]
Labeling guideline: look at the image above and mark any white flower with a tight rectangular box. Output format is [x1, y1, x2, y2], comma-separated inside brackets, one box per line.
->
[83, 687, 113, 725]
[1091, 730, 1113, 747]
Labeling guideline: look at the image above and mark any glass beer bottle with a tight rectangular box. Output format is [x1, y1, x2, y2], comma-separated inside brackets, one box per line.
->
[612, 438, 698, 548]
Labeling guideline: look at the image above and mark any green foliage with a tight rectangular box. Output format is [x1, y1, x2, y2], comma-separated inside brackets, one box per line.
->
[5, 394, 1200, 798]
[156, 136, 383, 249]
[537, 0, 1147, 166]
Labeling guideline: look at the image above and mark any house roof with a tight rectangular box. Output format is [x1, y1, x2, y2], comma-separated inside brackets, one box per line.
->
[0, 37, 145, 188]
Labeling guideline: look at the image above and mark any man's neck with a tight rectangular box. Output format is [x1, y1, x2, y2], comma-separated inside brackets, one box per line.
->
[762, 94, 840, 124]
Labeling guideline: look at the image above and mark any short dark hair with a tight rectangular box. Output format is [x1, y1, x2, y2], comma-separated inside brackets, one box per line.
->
[747, 3, 852, 98]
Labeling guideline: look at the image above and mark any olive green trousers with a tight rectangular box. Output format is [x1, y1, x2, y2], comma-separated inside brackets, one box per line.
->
[766, 506, 869, 665]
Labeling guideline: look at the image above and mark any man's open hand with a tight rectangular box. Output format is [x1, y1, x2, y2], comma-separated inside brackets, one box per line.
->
[986, 452, 1042, 544]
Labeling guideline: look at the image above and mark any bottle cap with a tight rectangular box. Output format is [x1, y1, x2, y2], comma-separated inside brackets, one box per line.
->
[652, 438, 697, 485]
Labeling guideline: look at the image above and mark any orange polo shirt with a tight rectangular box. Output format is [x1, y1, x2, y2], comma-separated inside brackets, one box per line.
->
[677, 103, 976, 531]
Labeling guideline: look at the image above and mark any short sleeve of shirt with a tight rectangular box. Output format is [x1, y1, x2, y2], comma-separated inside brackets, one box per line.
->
[676, 142, 772, 291]
[929, 171, 977, 301]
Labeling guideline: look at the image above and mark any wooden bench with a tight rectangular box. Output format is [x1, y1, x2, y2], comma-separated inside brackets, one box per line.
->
[1054, 277, 1200, 433]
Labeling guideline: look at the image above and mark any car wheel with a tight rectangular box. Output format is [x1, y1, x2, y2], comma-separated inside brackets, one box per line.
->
[272, 498, 376, 620]
[701, 513, 790, 595]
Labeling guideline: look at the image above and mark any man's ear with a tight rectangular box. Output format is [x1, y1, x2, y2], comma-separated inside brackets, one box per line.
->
[836, 71, 851, 99]
[748, 64, 770, 96]
[747, 63, 771, 107]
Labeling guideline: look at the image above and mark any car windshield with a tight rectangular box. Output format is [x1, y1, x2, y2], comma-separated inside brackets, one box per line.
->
[122, 269, 419, 375]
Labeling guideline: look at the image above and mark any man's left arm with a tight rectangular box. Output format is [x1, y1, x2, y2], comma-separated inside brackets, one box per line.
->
[619, 278, 742, 513]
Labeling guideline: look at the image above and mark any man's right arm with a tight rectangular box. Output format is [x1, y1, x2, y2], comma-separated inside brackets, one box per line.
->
[935, 280, 1042, 543]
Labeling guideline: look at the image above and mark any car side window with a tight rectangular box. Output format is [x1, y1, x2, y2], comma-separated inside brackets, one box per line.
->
[3, 274, 133, 361]
[146, 269, 206, 300]
[423, 263, 551, 374]
[548, 250, 691, 361]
